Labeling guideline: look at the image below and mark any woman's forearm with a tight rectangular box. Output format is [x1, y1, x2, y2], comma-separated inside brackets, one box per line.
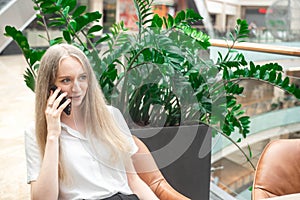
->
[129, 177, 159, 200]
[31, 136, 59, 200]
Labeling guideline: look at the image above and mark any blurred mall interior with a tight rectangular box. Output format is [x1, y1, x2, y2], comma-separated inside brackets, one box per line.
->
[0, 0, 300, 199]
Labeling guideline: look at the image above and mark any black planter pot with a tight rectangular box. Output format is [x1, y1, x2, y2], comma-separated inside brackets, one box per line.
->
[131, 124, 211, 200]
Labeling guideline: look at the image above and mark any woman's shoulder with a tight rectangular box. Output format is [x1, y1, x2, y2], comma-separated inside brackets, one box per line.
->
[106, 105, 123, 117]
[106, 104, 118, 112]
[106, 105, 130, 131]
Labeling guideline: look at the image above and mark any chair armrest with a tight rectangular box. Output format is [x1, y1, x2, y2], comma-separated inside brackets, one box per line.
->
[262, 193, 300, 200]
[132, 136, 190, 200]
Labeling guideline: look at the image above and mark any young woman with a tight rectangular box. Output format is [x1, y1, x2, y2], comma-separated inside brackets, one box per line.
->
[25, 44, 159, 200]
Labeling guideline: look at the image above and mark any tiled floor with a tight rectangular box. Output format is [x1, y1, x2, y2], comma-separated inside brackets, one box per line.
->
[0, 55, 34, 199]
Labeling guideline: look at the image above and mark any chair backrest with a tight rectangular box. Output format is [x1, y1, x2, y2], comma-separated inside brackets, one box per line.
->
[132, 136, 190, 200]
[252, 139, 300, 199]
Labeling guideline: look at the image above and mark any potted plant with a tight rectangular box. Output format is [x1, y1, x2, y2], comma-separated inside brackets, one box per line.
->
[4, 0, 300, 199]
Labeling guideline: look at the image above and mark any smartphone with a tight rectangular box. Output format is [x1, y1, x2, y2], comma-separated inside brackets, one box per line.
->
[50, 85, 71, 115]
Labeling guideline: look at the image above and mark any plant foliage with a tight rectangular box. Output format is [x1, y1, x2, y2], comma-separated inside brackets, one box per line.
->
[4, 0, 300, 168]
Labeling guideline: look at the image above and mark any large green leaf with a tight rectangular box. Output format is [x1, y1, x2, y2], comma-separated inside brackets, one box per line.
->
[4, 26, 31, 59]
[60, 0, 77, 12]
[72, 5, 86, 18]
[74, 12, 102, 32]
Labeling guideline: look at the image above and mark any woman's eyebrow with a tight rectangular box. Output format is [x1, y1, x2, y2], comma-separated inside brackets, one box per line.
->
[57, 75, 70, 78]
[57, 73, 87, 78]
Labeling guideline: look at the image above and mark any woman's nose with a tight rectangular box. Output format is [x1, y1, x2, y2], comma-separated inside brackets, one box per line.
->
[72, 80, 80, 92]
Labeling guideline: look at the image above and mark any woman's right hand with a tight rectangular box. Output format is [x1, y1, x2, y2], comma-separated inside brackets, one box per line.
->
[45, 87, 71, 139]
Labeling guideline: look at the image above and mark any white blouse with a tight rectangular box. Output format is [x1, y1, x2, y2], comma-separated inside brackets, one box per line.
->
[25, 105, 138, 200]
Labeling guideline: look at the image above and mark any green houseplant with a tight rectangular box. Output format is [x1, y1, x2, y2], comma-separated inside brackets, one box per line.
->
[4, 0, 300, 197]
[5, 0, 300, 166]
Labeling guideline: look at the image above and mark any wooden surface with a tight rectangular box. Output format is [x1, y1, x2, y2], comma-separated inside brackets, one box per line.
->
[210, 39, 300, 57]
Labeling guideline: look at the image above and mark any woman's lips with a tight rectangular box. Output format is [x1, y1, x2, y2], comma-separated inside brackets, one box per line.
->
[71, 96, 81, 100]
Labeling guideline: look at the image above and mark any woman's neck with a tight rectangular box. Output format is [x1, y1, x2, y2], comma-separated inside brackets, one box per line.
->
[61, 109, 85, 133]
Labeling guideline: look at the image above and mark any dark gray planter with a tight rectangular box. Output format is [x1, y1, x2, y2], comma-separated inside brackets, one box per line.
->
[131, 124, 211, 200]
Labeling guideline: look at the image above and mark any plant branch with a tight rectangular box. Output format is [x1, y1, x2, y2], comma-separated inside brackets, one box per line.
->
[33, 2, 51, 43]
[80, 30, 99, 53]
[201, 122, 256, 170]
[59, 12, 87, 49]
[210, 75, 296, 104]
[127, 47, 152, 70]
[218, 129, 256, 170]
[133, 0, 142, 42]
[223, 40, 237, 62]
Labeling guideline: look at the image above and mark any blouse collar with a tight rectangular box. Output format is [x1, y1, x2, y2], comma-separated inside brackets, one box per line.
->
[61, 122, 87, 140]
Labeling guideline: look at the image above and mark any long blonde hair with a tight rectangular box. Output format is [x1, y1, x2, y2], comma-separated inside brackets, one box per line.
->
[35, 44, 132, 180]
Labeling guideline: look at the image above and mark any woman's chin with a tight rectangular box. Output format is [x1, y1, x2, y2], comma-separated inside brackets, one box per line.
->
[70, 100, 82, 109]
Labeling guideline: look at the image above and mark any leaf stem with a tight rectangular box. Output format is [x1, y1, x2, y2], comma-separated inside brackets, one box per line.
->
[202, 122, 256, 170]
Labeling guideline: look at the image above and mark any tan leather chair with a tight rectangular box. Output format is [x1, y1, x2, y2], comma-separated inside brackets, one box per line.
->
[252, 139, 300, 199]
[133, 136, 190, 200]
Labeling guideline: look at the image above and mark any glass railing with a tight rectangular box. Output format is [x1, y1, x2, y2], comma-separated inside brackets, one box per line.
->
[209, 40, 300, 200]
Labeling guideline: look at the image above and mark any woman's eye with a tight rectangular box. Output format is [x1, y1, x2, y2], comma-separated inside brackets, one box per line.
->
[62, 78, 70, 83]
[79, 75, 87, 81]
